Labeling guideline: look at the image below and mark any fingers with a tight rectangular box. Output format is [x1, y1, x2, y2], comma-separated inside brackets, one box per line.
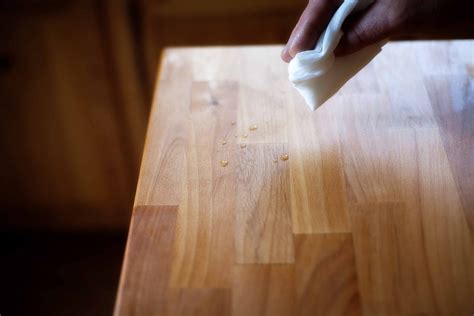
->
[335, 2, 397, 56]
[281, 0, 341, 63]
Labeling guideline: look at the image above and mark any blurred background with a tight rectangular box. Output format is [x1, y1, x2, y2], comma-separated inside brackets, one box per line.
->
[0, 0, 306, 314]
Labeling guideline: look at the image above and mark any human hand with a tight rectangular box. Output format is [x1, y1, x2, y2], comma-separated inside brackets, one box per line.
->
[281, 0, 474, 62]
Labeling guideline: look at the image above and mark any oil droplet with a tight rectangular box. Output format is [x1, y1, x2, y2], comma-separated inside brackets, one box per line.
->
[272, 158, 278, 163]
[280, 154, 289, 161]
[249, 125, 258, 131]
[241, 134, 248, 138]
[231, 121, 236, 125]
[240, 144, 247, 149]
[222, 140, 227, 145]
[220, 160, 229, 167]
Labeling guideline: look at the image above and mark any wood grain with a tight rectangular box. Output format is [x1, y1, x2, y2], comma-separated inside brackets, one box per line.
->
[170, 81, 238, 287]
[424, 74, 474, 236]
[116, 41, 474, 315]
[134, 54, 192, 206]
[294, 234, 361, 316]
[114, 205, 178, 316]
[233, 264, 295, 316]
[373, 42, 437, 128]
[288, 88, 351, 233]
[166, 288, 231, 316]
[351, 202, 437, 315]
[236, 143, 294, 264]
[409, 129, 474, 315]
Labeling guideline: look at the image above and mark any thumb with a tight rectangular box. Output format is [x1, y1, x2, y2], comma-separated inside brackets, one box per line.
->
[335, 2, 396, 56]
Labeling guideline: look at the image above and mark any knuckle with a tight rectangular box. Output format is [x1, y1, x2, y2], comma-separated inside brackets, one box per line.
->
[350, 24, 368, 45]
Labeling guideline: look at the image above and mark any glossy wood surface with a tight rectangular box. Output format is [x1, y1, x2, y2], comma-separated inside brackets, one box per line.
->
[115, 41, 474, 315]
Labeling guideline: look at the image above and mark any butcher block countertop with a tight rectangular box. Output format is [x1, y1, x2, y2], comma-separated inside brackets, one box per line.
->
[114, 41, 474, 316]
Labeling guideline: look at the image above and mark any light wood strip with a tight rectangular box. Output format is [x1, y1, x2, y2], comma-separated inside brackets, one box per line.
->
[114, 205, 178, 316]
[236, 143, 294, 263]
[134, 52, 192, 206]
[233, 264, 295, 316]
[236, 48, 289, 144]
[335, 62, 380, 96]
[415, 41, 474, 76]
[288, 87, 326, 232]
[424, 74, 474, 236]
[409, 128, 474, 315]
[237, 83, 289, 144]
[166, 288, 231, 316]
[294, 233, 361, 316]
[352, 128, 474, 315]
[351, 202, 438, 316]
[170, 81, 238, 287]
[373, 42, 437, 128]
[337, 95, 402, 203]
[288, 88, 350, 233]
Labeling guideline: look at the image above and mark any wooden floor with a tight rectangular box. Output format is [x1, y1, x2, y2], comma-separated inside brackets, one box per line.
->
[114, 41, 474, 315]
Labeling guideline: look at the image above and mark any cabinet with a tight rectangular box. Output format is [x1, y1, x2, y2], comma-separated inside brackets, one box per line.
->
[136, 0, 306, 89]
[0, 0, 147, 230]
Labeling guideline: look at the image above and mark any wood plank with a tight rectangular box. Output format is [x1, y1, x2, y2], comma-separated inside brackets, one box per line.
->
[351, 127, 474, 315]
[373, 42, 437, 128]
[408, 128, 474, 315]
[134, 51, 192, 206]
[288, 88, 350, 233]
[166, 288, 231, 316]
[114, 205, 178, 316]
[186, 44, 291, 150]
[424, 74, 474, 236]
[237, 83, 289, 144]
[335, 62, 381, 96]
[414, 41, 474, 76]
[294, 233, 361, 316]
[235, 143, 294, 263]
[351, 202, 437, 315]
[170, 81, 238, 287]
[337, 95, 402, 203]
[233, 264, 295, 316]
[232, 48, 290, 144]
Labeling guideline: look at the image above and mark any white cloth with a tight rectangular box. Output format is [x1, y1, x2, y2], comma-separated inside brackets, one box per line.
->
[288, 0, 384, 111]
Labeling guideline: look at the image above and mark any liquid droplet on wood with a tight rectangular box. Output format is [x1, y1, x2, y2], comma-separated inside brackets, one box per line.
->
[231, 121, 236, 125]
[249, 125, 258, 131]
[272, 158, 278, 163]
[241, 134, 248, 139]
[222, 140, 227, 145]
[220, 160, 229, 167]
[240, 144, 247, 149]
[280, 154, 289, 161]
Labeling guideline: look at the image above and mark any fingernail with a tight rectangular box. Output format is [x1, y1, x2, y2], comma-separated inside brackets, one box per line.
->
[281, 47, 291, 62]
[288, 36, 303, 58]
[289, 44, 299, 58]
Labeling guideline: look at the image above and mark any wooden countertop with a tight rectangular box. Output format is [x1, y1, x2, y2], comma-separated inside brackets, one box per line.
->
[114, 41, 474, 316]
